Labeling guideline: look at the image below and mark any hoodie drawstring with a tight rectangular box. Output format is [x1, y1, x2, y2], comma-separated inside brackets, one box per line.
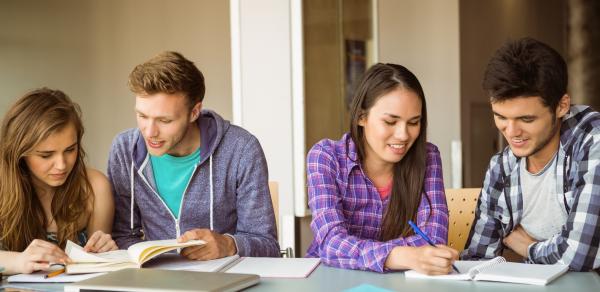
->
[130, 160, 135, 232]
[209, 155, 214, 231]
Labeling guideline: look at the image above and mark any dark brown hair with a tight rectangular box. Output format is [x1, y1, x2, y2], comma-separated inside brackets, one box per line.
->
[128, 51, 206, 108]
[348, 63, 430, 241]
[0, 88, 92, 250]
[482, 37, 567, 112]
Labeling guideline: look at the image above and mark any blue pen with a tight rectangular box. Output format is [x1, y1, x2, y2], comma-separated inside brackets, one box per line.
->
[408, 220, 460, 273]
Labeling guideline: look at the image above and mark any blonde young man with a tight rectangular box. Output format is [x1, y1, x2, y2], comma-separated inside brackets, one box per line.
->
[108, 52, 280, 259]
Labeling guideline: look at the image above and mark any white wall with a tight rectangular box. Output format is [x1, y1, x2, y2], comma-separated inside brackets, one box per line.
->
[378, 0, 461, 188]
[0, 0, 231, 172]
[231, 0, 300, 249]
[459, 0, 566, 187]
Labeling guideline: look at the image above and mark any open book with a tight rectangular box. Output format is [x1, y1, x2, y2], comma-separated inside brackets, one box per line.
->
[65, 239, 205, 274]
[405, 256, 569, 286]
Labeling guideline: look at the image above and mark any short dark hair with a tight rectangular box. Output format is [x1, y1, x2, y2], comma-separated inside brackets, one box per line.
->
[482, 37, 567, 111]
[128, 51, 205, 107]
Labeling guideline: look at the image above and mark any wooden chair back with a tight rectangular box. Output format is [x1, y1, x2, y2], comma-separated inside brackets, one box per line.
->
[268, 181, 294, 257]
[445, 188, 481, 252]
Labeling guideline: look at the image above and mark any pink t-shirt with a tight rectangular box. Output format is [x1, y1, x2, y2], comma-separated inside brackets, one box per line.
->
[376, 182, 392, 199]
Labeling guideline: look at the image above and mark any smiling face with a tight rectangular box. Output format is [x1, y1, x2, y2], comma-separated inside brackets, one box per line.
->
[358, 87, 422, 170]
[135, 92, 201, 157]
[24, 123, 78, 190]
[491, 95, 569, 163]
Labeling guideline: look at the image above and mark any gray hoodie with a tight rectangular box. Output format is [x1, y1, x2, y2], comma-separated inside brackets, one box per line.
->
[108, 109, 280, 257]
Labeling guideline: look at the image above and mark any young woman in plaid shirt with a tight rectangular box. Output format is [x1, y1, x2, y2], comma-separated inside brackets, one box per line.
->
[306, 63, 457, 274]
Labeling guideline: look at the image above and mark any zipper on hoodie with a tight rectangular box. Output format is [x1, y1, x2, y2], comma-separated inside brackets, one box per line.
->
[176, 164, 200, 230]
[137, 160, 178, 230]
[138, 171, 177, 219]
[174, 159, 202, 253]
[138, 157, 203, 239]
[175, 219, 181, 238]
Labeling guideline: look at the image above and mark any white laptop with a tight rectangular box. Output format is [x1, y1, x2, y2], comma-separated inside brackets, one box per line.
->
[64, 268, 259, 292]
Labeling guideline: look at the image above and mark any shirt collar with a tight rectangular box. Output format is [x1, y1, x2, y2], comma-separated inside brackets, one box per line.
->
[343, 133, 361, 172]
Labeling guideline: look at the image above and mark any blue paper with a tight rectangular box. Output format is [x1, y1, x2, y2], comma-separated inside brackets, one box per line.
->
[343, 283, 395, 292]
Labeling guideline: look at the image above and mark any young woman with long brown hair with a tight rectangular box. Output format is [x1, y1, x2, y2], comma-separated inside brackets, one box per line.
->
[306, 63, 458, 274]
[0, 88, 117, 274]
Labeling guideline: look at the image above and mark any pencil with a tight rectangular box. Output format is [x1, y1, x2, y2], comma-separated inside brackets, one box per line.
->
[44, 267, 65, 279]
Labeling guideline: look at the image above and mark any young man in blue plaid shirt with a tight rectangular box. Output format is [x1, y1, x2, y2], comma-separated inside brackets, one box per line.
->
[462, 37, 600, 272]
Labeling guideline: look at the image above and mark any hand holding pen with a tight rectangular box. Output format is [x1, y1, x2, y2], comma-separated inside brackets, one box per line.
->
[408, 220, 461, 274]
[11, 239, 70, 275]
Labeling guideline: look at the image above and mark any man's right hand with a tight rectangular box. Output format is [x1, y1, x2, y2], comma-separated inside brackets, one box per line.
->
[13, 239, 71, 274]
[178, 229, 237, 261]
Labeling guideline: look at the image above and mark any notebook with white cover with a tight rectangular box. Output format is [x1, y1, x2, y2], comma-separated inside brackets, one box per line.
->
[144, 253, 240, 272]
[224, 257, 320, 278]
[7, 271, 104, 283]
[405, 256, 569, 285]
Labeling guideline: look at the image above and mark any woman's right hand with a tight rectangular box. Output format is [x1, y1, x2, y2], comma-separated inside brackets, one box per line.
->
[409, 245, 459, 275]
[386, 245, 459, 275]
[13, 239, 70, 274]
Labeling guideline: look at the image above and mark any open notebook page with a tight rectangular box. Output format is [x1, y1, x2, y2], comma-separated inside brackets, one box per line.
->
[474, 262, 569, 285]
[405, 260, 490, 280]
[7, 271, 105, 283]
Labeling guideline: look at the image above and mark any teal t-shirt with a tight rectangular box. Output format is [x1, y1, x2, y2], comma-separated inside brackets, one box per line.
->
[150, 148, 201, 218]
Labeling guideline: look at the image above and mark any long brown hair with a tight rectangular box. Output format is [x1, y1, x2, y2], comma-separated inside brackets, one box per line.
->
[0, 88, 92, 250]
[348, 63, 430, 241]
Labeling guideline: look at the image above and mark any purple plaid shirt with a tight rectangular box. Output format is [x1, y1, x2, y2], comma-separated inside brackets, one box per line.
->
[305, 134, 449, 272]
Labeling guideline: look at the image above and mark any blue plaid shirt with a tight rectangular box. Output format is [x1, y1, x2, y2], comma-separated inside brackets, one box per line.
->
[306, 134, 449, 272]
[462, 105, 600, 271]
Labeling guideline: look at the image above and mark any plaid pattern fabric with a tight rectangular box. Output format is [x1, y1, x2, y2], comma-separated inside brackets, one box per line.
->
[462, 105, 600, 271]
[305, 134, 449, 272]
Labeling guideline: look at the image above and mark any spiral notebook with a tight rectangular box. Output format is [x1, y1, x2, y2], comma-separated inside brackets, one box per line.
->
[405, 256, 569, 286]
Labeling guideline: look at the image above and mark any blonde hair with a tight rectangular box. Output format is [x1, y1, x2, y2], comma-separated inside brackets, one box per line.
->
[128, 51, 205, 108]
[0, 88, 92, 250]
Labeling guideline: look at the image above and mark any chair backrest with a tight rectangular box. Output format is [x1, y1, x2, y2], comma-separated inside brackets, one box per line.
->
[445, 188, 481, 252]
[268, 181, 280, 229]
[268, 181, 294, 258]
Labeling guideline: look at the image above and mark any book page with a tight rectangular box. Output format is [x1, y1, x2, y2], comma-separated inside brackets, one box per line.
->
[65, 240, 129, 263]
[66, 261, 139, 274]
[126, 239, 206, 264]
